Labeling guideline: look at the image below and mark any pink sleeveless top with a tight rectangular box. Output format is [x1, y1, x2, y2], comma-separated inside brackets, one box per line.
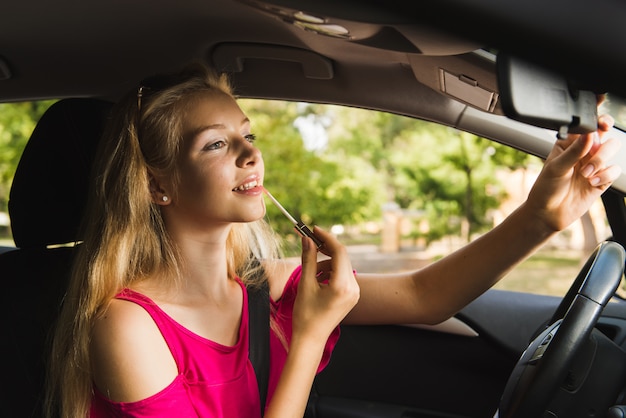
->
[90, 265, 340, 417]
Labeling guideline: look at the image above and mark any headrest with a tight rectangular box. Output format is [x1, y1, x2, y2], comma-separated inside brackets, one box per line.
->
[8, 98, 113, 248]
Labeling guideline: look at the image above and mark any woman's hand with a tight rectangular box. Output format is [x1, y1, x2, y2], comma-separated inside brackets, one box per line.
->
[292, 226, 360, 344]
[525, 113, 622, 232]
[263, 228, 359, 418]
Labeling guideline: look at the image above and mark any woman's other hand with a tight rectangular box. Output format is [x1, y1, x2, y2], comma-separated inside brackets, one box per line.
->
[526, 113, 622, 232]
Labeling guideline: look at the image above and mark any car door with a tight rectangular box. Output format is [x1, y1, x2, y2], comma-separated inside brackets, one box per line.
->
[306, 289, 555, 418]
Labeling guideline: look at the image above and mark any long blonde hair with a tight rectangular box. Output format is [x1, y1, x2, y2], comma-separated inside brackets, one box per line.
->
[45, 63, 281, 418]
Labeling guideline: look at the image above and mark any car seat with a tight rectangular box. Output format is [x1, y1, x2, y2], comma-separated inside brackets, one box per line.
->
[0, 98, 113, 417]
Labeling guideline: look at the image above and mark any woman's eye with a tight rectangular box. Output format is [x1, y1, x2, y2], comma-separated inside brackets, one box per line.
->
[203, 140, 226, 151]
[244, 133, 257, 143]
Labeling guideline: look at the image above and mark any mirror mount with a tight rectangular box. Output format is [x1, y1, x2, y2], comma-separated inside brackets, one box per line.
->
[497, 52, 598, 139]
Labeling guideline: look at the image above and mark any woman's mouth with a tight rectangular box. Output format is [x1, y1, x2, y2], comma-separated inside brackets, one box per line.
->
[233, 179, 260, 191]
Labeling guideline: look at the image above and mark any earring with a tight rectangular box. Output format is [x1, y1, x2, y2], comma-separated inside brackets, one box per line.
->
[162, 196, 168, 202]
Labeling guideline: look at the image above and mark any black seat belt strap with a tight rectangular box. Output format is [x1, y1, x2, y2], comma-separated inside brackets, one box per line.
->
[247, 265, 270, 416]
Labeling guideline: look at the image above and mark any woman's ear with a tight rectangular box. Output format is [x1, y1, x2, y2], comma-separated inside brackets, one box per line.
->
[148, 173, 171, 205]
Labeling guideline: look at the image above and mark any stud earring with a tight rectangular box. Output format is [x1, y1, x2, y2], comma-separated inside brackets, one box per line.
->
[162, 196, 168, 202]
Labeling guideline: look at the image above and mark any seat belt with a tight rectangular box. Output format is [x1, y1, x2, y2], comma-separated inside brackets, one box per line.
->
[247, 270, 270, 416]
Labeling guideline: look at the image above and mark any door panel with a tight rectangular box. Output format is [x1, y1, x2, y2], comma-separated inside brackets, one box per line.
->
[306, 289, 562, 418]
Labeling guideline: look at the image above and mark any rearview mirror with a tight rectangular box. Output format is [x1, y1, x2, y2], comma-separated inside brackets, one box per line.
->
[496, 53, 597, 138]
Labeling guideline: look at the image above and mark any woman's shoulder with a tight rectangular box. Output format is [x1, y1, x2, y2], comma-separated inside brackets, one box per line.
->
[92, 297, 159, 342]
[262, 258, 301, 302]
[90, 297, 178, 402]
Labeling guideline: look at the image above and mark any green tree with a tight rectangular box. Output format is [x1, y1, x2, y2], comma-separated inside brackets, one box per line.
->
[323, 106, 537, 246]
[323, 105, 419, 201]
[394, 128, 538, 243]
[0, 100, 56, 213]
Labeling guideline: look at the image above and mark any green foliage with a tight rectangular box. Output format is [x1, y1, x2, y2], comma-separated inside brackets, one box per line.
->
[390, 128, 536, 243]
[323, 107, 537, 245]
[0, 100, 56, 212]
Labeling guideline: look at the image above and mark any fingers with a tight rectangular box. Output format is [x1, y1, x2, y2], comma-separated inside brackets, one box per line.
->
[309, 227, 353, 282]
[295, 227, 360, 339]
[586, 114, 615, 156]
[597, 114, 614, 134]
[592, 164, 624, 189]
[578, 114, 620, 186]
[548, 114, 619, 182]
[314, 228, 336, 258]
[579, 137, 622, 186]
[310, 226, 339, 253]
[547, 133, 592, 174]
[300, 226, 358, 294]
[300, 234, 320, 291]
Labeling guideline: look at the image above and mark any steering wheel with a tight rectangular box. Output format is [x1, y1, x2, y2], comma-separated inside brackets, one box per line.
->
[497, 240, 626, 418]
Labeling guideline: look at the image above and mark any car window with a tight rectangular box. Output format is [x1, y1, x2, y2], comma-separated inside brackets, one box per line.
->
[0, 98, 621, 299]
[0, 100, 57, 248]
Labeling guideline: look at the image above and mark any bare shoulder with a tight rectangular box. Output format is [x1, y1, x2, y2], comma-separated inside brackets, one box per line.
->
[262, 258, 300, 301]
[90, 298, 178, 402]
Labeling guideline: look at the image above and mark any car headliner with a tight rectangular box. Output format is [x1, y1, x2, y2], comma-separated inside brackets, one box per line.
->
[2, 0, 626, 193]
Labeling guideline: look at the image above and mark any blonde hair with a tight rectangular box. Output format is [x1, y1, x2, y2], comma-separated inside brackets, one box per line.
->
[45, 63, 281, 417]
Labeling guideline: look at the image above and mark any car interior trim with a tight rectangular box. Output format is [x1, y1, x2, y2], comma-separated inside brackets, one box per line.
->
[401, 317, 480, 338]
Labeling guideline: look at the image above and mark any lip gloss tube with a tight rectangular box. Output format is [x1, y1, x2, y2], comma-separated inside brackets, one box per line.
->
[263, 187, 324, 249]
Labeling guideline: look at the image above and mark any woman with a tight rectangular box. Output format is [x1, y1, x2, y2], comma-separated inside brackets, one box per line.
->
[45, 63, 621, 418]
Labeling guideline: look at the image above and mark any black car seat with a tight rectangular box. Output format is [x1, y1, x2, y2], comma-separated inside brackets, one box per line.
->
[0, 98, 113, 417]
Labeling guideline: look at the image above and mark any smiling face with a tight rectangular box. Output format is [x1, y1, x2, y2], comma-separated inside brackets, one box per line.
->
[156, 90, 266, 235]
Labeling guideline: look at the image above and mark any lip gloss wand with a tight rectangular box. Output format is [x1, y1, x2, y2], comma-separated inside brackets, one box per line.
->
[262, 187, 324, 249]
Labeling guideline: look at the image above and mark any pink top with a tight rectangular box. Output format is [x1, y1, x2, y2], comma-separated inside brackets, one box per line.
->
[90, 265, 340, 417]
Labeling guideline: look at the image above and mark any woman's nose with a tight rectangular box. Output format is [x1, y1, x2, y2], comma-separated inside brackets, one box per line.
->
[235, 138, 261, 167]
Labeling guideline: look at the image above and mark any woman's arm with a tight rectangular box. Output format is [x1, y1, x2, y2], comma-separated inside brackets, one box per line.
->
[345, 114, 622, 326]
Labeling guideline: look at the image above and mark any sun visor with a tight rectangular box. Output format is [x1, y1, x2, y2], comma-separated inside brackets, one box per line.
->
[409, 50, 503, 115]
